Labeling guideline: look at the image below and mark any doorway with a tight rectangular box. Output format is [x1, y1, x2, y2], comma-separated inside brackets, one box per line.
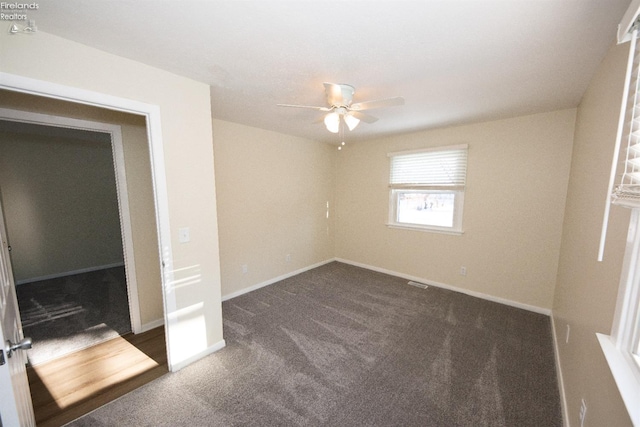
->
[0, 67, 185, 425]
[0, 88, 170, 423]
[0, 93, 165, 328]
[0, 119, 133, 365]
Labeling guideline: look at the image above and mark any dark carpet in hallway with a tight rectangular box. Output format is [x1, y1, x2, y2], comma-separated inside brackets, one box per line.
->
[16, 266, 131, 366]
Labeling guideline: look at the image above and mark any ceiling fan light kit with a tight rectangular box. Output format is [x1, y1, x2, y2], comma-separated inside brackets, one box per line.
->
[324, 112, 340, 133]
[277, 82, 404, 149]
[344, 113, 360, 131]
[323, 109, 360, 134]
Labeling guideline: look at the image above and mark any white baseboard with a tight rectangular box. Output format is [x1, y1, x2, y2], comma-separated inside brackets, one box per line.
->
[140, 318, 164, 333]
[550, 315, 570, 427]
[169, 339, 226, 372]
[335, 257, 552, 316]
[222, 258, 335, 301]
[15, 262, 126, 285]
[223, 257, 552, 315]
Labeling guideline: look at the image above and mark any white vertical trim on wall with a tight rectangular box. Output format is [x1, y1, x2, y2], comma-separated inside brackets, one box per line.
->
[141, 104, 176, 370]
[599, 31, 638, 261]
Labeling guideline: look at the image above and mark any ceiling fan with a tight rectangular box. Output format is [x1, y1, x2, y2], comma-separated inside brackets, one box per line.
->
[277, 82, 404, 134]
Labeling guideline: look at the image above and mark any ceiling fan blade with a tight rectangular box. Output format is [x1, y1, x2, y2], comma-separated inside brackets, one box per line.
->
[350, 96, 404, 111]
[277, 103, 332, 112]
[350, 111, 378, 124]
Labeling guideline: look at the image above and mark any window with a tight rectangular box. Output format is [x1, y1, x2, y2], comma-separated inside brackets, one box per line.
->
[388, 145, 467, 233]
[598, 18, 640, 426]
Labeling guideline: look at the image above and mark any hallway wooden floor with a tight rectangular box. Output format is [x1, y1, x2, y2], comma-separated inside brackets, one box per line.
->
[27, 326, 167, 426]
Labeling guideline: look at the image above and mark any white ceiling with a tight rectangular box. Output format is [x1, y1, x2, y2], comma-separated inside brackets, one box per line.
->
[28, 0, 631, 144]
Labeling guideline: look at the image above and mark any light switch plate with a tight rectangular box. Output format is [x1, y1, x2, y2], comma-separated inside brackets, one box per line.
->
[179, 227, 190, 243]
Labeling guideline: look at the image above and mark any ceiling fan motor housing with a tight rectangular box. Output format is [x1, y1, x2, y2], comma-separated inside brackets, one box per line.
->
[325, 83, 355, 107]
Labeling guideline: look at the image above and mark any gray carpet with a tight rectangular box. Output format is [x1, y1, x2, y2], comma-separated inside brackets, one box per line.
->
[70, 262, 562, 426]
[16, 266, 131, 366]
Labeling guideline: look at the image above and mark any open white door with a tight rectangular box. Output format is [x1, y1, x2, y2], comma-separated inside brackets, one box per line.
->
[0, 193, 35, 426]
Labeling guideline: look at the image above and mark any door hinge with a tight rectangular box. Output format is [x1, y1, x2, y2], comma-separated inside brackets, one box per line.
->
[0, 349, 5, 366]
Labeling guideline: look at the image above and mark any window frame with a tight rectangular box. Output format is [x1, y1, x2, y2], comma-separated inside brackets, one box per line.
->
[597, 18, 640, 425]
[387, 145, 467, 235]
[388, 188, 465, 234]
[597, 209, 640, 427]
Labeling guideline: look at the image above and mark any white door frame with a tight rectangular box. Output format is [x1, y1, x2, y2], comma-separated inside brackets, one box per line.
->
[0, 72, 177, 370]
[0, 108, 144, 333]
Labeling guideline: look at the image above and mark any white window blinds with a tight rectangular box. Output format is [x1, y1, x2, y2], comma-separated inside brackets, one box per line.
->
[389, 145, 468, 189]
[600, 26, 640, 260]
[613, 29, 640, 206]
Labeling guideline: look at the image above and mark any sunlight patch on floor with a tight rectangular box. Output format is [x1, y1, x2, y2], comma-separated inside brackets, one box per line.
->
[31, 334, 159, 409]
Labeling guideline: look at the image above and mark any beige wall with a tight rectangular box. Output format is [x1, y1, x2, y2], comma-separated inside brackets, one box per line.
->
[212, 120, 335, 298]
[0, 30, 223, 364]
[0, 127, 123, 282]
[0, 90, 163, 327]
[335, 109, 576, 311]
[214, 110, 576, 314]
[553, 42, 633, 426]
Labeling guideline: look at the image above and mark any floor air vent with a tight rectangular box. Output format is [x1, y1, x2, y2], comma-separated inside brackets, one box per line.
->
[407, 281, 428, 289]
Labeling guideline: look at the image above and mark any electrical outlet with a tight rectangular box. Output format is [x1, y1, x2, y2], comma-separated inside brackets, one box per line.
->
[460, 266, 467, 276]
[242, 264, 248, 274]
[566, 324, 570, 344]
[579, 398, 587, 427]
[286, 254, 291, 263]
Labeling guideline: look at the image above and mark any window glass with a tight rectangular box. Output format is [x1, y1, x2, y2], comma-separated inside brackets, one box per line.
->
[395, 191, 455, 228]
[388, 145, 467, 233]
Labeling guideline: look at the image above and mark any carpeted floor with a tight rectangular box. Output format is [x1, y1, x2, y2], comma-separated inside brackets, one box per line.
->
[16, 266, 131, 366]
[71, 262, 562, 426]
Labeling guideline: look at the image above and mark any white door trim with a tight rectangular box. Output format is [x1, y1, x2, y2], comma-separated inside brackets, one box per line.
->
[0, 108, 143, 333]
[0, 71, 176, 369]
[0, 190, 36, 426]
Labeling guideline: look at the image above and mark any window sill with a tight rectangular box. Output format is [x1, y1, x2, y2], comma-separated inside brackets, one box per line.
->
[386, 223, 464, 236]
[596, 333, 640, 425]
